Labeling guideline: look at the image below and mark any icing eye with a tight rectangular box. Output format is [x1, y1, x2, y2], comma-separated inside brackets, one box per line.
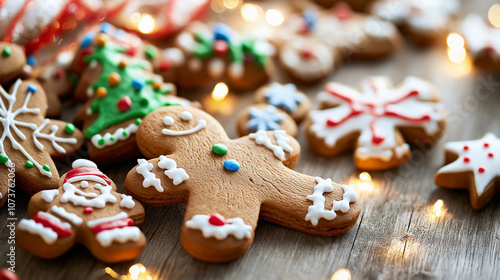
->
[181, 111, 193, 121]
[81, 181, 89, 188]
[163, 116, 174, 125]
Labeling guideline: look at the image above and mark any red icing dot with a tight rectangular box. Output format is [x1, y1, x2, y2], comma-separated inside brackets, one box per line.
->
[488, 153, 494, 158]
[214, 40, 229, 56]
[126, 47, 137, 56]
[372, 135, 385, 145]
[463, 145, 469, 151]
[333, 2, 352, 21]
[483, 44, 494, 53]
[484, 143, 489, 148]
[83, 207, 94, 214]
[478, 167, 485, 173]
[54, 69, 64, 79]
[463, 157, 470, 163]
[117, 96, 132, 111]
[301, 46, 315, 59]
[208, 213, 226, 226]
[158, 59, 172, 71]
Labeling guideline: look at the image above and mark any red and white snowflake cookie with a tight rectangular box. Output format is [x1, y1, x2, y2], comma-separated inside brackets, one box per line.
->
[305, 76, 446, 170]
[435, 133, 500, 210]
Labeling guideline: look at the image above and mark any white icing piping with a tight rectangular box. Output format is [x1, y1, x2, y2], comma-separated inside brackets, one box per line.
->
[249, 130, 293, 161]
[186, 215, 253, 240]
[87, 212, 128, 228]
[41, 189, 59, 203]
[18, 219, 58, 244]
[158, 155, 189, 185]
[95, 226, 141, 247]
[51, 205, 83, 226]
[120, 194, 136, 209]
[136, 159, 164, 192]
[90, 122, 139, 148]
[305, 177, 358, 226]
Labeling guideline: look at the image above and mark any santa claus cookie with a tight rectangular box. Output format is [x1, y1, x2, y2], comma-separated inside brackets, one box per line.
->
[0, 42, 26, 83]
[370, 0, 459, 47]
[305, 76, 446, 170]
[16, 159, 146, 262]
[236, 83, 312, 137]
[273, 4, 401, 83]
[71, 31, 194, 165]
[0, 80, 84, 208]
[125, 106, 360, 262]
[174, 22, 275, 91]
[461, 14, 500, 76]
[435, 133, 500, 210]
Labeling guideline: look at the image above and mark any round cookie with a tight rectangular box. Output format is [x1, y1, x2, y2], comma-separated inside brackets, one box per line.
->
[236, 104, 298, 137]
[254, 82, 312, 123]
[16, 159, 146, 262]
[305, 76, 446, 170]
[125, 106, 360, 262]
[0, 43, 26, 83]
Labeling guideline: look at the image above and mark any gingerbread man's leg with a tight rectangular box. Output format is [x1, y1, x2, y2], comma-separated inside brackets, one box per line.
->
[16, 212, 77, 259]
[181, 187, 262, 263]
[84, 227, 146, 263]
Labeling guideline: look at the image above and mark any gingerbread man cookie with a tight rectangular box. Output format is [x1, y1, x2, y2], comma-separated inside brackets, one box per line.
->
[370, 0, 459, 47]
[16, 159, 146, 262]
[273, 4, 401, 83]
[175, 22, 275, 91]
[125, 106, 360, 262]
[236, 83, 312, 137]
[0, 80, 84, 208]
[461, 14, 500, 76]
[305, 76, 446, 170]
[0, 42, 26, 84]
[435, 133, 500, 210]
[71, 30, 194, 165]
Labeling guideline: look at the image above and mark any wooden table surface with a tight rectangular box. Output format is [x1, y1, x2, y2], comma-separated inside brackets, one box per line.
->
[2, 0, 500, 279]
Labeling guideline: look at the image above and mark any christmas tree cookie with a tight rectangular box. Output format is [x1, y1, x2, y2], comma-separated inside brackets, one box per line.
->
[72, 30, 194, 165]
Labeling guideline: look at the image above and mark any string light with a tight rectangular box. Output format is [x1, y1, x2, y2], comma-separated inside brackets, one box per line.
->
[211, 0, 226, 13]
[105, 264, 153, 280]
[212, 82, 229, 101]
[446, 33, 466, 64]
[433, 199, 444, 218]
[241, 4, 262, 23]
[356, 172, 374, 193]
[223, 0, 239, 9]
[488, 4, 500, 28]
[265, 9, 284, 26]
[138, 14, 155, 34]
[446, 33, 464, 49]
[331, 269, 351, 280]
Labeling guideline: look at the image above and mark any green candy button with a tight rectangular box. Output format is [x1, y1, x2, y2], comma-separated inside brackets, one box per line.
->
[65, 123, 76, 135]
[2, 47, 11, 57]
[42, 165, 51, 172]
[25, 161, 34, 168]
[0, 154, 9, 164]
[212, 144, 228, 155]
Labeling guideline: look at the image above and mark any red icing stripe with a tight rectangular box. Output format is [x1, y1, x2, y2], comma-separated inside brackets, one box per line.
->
[3, 0, 33, 42]
[64, 167, 112, 185]
[33, 212, 72, 238]
[90, 218, 134, 235]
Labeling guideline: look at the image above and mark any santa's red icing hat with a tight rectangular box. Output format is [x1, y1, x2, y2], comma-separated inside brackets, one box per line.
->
[64, 159, 111, 185]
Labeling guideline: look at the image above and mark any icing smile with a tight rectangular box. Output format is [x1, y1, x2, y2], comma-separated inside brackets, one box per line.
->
[161, 111, 207, 136]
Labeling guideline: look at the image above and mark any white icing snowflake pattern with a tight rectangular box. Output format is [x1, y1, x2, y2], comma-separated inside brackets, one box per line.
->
[264, 83, 304, 113]
[309, 76, 444, 162]
[0, 80, 77, 177]
[437, 133, 500, 195]
[247, 105, 286, 132]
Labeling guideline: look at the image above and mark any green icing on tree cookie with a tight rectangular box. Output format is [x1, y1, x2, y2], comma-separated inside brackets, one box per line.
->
[83, 39, 181, 139]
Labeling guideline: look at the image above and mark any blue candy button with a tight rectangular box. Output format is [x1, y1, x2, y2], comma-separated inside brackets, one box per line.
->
[132, 79, 145, 91]
[224, 160, 240, 172]
[26, 56, 36, 66]
[81, 32, 95, 48]
[27, 85, 37, 93]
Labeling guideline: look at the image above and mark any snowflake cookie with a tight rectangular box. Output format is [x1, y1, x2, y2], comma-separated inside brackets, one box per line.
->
[125, 106, 360, 262]
[16, 159, 146, 262]
[236, 83, 312, 137]
[0, 80, 84, 208]
[435, 133, 500, 210]
[305, 76, 446, 170]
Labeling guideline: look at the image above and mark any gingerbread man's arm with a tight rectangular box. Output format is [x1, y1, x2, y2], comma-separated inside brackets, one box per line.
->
[125, 156, 190, 206]
[260, 167, 360, 236]
[37, 119, 84, 159]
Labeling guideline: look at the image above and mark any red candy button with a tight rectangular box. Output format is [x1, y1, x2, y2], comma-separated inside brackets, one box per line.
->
[117, 96, 132, 112]
[83, 207, 94, 214]
[208, 213, 227, 226]
[214, 40, 229, 56]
